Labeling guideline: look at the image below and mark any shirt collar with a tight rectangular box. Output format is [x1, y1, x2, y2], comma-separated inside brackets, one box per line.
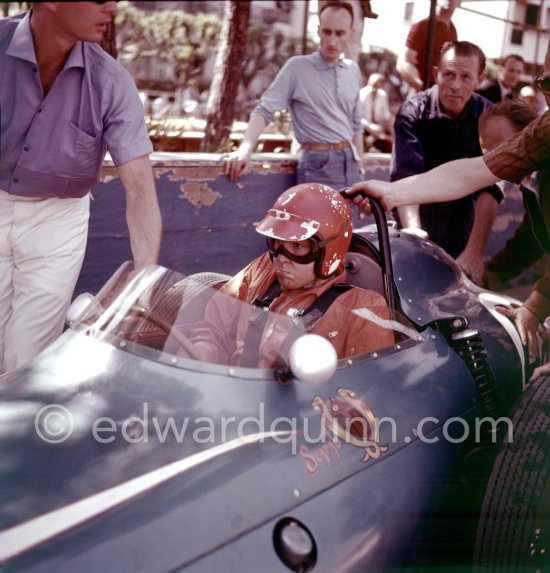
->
[427, 85, 443, 118]
[6, 11, 36, 64]
[7, 10, 85, 70]
[498, 81, 511, 99]
[64, 42, 85, 70]
[311, 50, 348, 70]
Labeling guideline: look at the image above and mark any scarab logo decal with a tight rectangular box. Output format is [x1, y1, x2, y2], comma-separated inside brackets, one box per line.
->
[300, 388, 388, 474]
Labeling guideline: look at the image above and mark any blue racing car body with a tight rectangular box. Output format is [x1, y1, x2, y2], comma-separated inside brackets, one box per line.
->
[0, 201, 539, 572]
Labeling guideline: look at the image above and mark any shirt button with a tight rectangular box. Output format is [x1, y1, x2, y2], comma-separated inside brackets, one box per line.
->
[23, 146, 30, 152]
[37, 108, 42, 113]
[13, 178, 19, 183]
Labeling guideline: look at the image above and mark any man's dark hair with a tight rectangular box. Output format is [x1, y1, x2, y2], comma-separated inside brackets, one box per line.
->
[438, 41, 486, 75]
[479, 99, 538, 133]
[502, 53, 525, 66]
[319, 1, 354, 26]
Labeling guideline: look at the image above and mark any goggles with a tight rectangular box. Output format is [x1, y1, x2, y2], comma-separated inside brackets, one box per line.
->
[266, 237, 321, 265]
[266, 224, 350, 265]
[534, 68, 550, 96]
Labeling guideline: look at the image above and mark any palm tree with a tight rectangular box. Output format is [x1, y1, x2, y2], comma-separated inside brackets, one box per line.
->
[201, 0, 251, 152]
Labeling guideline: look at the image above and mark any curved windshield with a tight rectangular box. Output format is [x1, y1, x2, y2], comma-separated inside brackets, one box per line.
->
[72, 262, 309, 369]
[72, 262, 416, 369]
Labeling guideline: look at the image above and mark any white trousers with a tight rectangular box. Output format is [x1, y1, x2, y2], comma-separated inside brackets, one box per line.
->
[0, 191, 90, 374]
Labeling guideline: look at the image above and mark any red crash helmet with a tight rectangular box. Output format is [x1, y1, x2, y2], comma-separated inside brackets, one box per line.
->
[256, 183, 352, 279]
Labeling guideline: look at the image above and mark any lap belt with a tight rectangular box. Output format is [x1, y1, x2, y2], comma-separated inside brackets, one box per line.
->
[301, 141, 350, 151]
[239, 281, 351, 367]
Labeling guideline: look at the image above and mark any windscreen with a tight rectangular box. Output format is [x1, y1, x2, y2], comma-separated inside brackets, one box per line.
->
[72, 262, 308, 369]
[72, 262, 415, 369]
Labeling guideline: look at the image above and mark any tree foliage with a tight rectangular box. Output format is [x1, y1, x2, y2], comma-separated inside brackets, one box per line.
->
[115, 1, 221, 91]
[240, 22, 303, 93]
[0, 2, 30, 18]
[100, 20, 118, 59]
[201, 0, 251, 152]
[240, 23, 270, 93]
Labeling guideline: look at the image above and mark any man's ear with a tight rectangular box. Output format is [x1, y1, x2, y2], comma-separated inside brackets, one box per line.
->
[34, 2, 60, 14]
[432, 65, 439, 84]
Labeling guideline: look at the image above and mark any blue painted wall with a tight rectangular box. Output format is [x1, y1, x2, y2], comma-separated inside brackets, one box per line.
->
[75, 152, 527, 295]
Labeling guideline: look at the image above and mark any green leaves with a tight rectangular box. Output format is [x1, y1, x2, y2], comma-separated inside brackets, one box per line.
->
[115, 1, 222, 88]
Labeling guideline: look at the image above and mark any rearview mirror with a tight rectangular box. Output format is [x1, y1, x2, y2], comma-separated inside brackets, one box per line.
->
[289, 334, 337, 384]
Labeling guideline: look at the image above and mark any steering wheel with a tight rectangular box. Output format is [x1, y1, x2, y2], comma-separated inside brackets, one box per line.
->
[126, 305, 200, 359]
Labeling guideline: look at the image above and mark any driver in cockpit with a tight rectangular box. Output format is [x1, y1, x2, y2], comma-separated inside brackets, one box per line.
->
[187, 183, 394, 367]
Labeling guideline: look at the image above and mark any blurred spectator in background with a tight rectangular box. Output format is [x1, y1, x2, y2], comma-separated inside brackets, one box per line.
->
[360, 73, 395, 153]
[518, 84, 548, 116]
[152, 94, 173, 118]
[397, 0, 461, 93]
[518, 85, 539, 110]
[478, 99, 538, 154]
[476, 54, 525, 102]
[138, 90, 153, 116]
[181, 78, 200, 116]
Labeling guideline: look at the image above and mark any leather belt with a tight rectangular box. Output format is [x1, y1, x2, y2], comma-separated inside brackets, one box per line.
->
[301, 141, 350, 151]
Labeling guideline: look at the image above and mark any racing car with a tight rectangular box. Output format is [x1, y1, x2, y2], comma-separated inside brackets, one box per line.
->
[0, 198, 545, 572]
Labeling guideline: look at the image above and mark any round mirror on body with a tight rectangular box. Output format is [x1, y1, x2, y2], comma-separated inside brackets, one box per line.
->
[289, 333, 338, 384]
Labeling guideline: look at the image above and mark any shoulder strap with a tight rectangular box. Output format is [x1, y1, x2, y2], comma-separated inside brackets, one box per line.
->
[240, 281, 352, 367]
[252, 281, 352, 316]
[303, 283, 352, 317]
[239, 281, 281, 367]
[274, 283, 353, 367]
[252, 281, 281, 308]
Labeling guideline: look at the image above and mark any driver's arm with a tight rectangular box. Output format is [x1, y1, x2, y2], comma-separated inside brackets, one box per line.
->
[186, 261, 255, 364]
[187, 290, 238, 363]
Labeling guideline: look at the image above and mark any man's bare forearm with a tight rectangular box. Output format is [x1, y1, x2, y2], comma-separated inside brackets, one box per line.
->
[118, 155, 162, 263]
[462, 192, 498, 257]
[391, 157, 498, 209]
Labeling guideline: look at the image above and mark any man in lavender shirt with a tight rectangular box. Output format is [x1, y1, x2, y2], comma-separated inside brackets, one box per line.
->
[223, 1, 365, 189]
[0, 2, 162, 373]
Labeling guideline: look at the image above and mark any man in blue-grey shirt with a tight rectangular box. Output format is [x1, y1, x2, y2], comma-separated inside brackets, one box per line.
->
[223, 1, 365, 188]
[391, 40, 503, 284]
[0, 2, 162, 374]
